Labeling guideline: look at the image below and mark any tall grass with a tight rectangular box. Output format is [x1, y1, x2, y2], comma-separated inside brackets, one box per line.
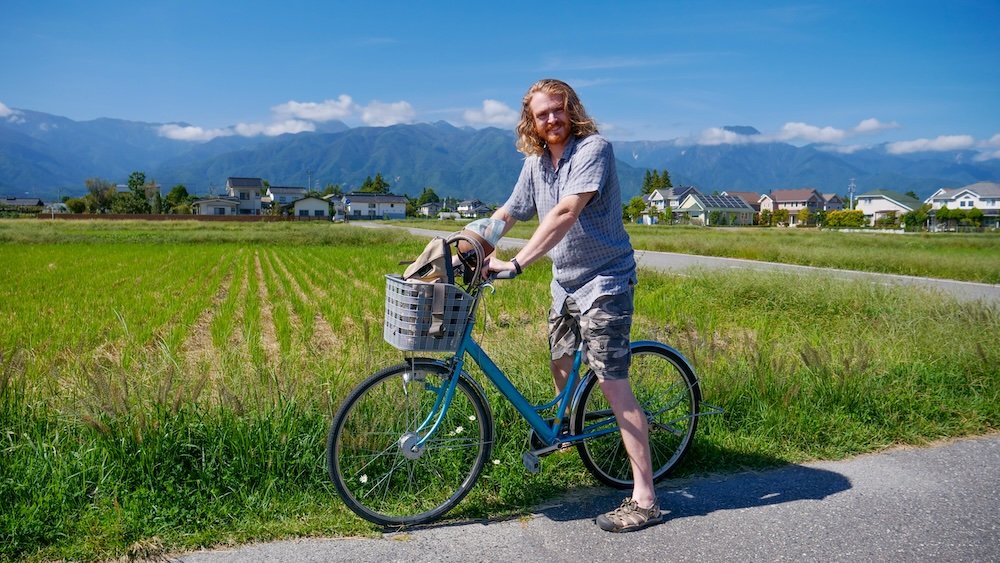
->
[0, 219, 997, 560]
[392, 218, 1000, 283]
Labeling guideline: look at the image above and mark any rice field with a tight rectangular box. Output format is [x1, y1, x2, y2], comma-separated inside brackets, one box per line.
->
[1, 219, 997, 561]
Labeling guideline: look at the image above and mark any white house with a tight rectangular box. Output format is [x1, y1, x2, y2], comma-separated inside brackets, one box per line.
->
[343, 192, 408, 220]
[854, 189, 921, 226]
[926, 181, 1000, 230]
[226, 177, 263, 215]
[457, 199, 491, 218]
[192, 197, 240, 216]
[267, 186, 308, 206]
[677, 193, 755, 226]
[291, 196, 330, 219]
[419, 201, 443, 217]
[646, 187, 698, 213]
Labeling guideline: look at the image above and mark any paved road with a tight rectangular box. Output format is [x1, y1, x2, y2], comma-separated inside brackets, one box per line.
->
[363, 224, 1000, 306]
[175, 434, 1000, 562]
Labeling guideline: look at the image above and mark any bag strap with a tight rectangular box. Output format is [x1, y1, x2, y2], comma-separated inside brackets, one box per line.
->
[429, 282, 447, 337]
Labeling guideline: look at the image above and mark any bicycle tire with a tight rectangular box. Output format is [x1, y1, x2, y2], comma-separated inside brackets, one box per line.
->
[328, 360, 493, 526]
[573, 342, 701, 488]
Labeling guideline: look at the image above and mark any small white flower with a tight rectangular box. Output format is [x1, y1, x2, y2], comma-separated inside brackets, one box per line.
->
[455, 425, 464, 434]
[492, 459, 500, 465]
[468, 415, 476, 421]
[359, 474, 369, 484]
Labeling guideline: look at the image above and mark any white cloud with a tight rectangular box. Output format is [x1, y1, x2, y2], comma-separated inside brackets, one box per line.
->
[0, 101, 25, 123]
[854, 117, 899, 134]
[361, 101, 415, 126]
[973, 133, 1000, 161]
[463, 99, 518, 127]
[696, 127, 755, 145]
[818, 144, 865, 154]
[776, 122, 846, 143]
[886, 135, 975, 154]
[158, 124, 234, 142]
[0, 101, 14, 117]
[272, 95, 357, 122]
[233, 119, 316, 137]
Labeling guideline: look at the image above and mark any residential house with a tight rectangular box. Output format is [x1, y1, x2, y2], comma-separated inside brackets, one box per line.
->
[760, 188, 825, 226]
[926, 181, 1000, 230]
[854, 189, 921, 227]
[419, 201, 443, 217]
[291, 196, 330, 219]
[2, 196, 45, 208]
[457, 199, 491, 218]
[323, 194, 346, 221]
[823, 193, 845, 211]
[343, 192, 408, 220]
[677, 193, 755, 226]
[226, 177, 263, 215]
[641, 186, 699, 224]
[720, 191, 762, 212]
[267, 186, 307, 206]
[192, 196, 240, 216]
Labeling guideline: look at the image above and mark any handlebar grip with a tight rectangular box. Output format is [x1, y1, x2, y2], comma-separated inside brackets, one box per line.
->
[493, 270, 518, 280]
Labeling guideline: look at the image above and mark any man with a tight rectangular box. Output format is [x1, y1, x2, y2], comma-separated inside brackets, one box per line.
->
[485, 79, 661, 532]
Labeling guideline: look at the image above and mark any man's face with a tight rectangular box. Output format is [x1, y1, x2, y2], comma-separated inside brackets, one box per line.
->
[529, 92, 571, 148]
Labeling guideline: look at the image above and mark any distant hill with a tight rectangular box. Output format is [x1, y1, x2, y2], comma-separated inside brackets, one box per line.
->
[2, 108, 998, 203]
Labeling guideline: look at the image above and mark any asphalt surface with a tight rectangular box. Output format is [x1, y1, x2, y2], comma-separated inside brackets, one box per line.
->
[175, 434, 1000, 562]
[364, 224, 1000, 306]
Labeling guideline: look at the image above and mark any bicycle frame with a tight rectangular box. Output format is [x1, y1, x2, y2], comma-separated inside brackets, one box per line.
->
[413, 283, 622, 451]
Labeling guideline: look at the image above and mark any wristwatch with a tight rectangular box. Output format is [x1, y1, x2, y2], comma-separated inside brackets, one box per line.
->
[511, 257, 523, 275]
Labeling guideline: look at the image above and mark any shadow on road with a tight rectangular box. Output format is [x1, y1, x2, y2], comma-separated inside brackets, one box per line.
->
[534, 463, 852, 523]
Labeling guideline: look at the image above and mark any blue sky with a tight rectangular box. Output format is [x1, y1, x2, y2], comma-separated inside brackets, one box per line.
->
[2, 0, 998, 159]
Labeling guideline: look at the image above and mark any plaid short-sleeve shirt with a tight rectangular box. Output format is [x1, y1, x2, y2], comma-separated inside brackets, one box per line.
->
[503, 134, 636, 313]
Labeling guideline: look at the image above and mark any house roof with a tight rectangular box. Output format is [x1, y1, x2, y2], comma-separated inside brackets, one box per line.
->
[823, 193, 843, 201]
[192, 197, 239, 206]
[344, 192, 409, 204]
[682, 193, 754, 211]
[769, 188, 821, 202]
[720, 191, 761, 206]
[268, 186, 307, 194]
[2, 197, 45, 207]
[856, 189, 921, 210]
[227, 177, 264, 189]
[931, 181, 1000, 200]
[647, 187, 698, 202]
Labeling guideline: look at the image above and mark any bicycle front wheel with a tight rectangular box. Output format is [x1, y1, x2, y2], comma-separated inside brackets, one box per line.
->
[328, 361, 493, 526]
[574, 342, 701, 488]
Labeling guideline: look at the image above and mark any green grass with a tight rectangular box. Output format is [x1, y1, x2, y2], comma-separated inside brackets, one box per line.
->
[1, 218, 998, 560]
[392, 218, 1000, 283]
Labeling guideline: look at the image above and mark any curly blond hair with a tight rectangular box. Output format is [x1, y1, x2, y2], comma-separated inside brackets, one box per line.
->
[515, 79, 599, 156]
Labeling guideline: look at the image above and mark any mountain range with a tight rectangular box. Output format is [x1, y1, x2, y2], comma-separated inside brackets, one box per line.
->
[3, 108, 998, 204]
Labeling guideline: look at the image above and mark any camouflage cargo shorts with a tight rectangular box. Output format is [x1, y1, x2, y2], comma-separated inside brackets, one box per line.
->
[548, 289, 633, 381]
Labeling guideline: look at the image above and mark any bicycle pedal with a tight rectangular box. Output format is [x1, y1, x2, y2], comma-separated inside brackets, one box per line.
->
[521, 451, 541, 474]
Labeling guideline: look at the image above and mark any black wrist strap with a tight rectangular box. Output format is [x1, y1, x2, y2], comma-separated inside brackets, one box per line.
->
[511, 257, 523, 275]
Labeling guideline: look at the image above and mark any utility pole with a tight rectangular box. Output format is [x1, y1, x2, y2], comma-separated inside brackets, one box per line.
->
[848, 178, 856, 209]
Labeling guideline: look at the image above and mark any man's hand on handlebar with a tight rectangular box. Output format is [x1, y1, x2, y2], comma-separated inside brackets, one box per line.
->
[483, 256, 519, 280]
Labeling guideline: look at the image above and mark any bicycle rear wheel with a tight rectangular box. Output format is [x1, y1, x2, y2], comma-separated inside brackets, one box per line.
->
[328, 361, 493, 526]
[573, 342, 701, 488]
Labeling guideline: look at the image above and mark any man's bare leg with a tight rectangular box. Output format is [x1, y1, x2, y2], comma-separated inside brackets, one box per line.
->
[598, 378, 656, 508]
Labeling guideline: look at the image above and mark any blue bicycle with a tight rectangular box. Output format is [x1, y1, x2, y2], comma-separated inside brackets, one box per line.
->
[327, 235, 708, 526]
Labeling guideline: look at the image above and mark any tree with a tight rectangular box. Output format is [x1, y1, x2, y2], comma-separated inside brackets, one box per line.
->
[417, 187, 441, 206]
[641, 169, 672, 195]
[65, 197, 87, 213]
[165, 184, 193, 213]
[84, 177, 116, 213]
[324, 183, 343, 197]
[623, 196, 646, 223]
[797, 208, 812, 226]
[759, 208, 772, 226]
[359, 172, 391, 194]
[772, 209, 790, 226]
[902, 203, 930, 231]
[119, 171, 151, 213]
[967, 207, 984, 228]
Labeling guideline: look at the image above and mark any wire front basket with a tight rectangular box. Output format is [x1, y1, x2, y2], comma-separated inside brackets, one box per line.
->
[383, 274, 475, 353]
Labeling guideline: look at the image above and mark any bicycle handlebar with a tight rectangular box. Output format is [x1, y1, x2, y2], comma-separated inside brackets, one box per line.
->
[491, 270, 518, 280]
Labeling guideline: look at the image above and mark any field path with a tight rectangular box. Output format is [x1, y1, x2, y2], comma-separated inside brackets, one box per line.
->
[175, 434, 1000, 562]
[359, 223, 1000, 306]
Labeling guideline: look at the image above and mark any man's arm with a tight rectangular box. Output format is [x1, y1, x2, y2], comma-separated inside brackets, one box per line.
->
[487, 191, 594, 274]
